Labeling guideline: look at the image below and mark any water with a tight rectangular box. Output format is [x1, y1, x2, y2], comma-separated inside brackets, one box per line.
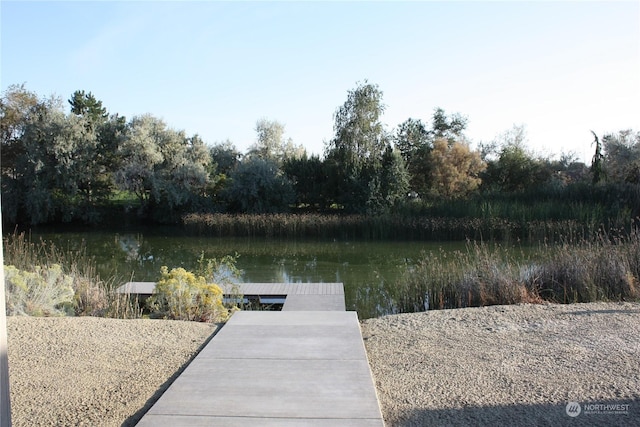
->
[27, 227, 466, 318]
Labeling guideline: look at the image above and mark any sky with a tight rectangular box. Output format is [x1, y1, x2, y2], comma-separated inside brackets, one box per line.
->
[1, 1, 639, 162]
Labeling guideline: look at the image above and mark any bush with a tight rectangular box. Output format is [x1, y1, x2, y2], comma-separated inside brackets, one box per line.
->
[4, 264, 75, 316]
[3, 231, 142, 319]
[147, 266, 229, 322]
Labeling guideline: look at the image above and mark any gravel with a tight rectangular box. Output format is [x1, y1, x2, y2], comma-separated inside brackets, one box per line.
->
[361, 301, 640, 426]
[6, 317, 217, 427]
[5, 302, 639, 426]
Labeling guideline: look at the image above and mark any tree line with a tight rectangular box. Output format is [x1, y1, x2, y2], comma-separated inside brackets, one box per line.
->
[1, 82, 639, 226]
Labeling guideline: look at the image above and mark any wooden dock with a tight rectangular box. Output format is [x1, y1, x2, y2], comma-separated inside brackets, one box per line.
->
[130, 282, 384, 426]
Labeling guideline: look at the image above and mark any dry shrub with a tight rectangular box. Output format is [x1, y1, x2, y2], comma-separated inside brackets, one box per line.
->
[3, 231, 142, 318]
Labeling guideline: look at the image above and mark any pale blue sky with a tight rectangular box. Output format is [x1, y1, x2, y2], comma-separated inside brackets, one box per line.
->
[2, 1, 639, 161]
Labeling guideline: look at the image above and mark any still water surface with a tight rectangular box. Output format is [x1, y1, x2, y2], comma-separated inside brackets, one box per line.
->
[30, 227, 467, 318]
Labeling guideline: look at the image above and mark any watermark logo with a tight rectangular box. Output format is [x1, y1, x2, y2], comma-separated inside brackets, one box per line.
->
[566, 401, 630, 417]
[566, 402, 581, 417]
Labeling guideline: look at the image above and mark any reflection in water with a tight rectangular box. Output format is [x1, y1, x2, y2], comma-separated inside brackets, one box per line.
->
[116, 234, 141, 262]
[29, 230, 467, 318]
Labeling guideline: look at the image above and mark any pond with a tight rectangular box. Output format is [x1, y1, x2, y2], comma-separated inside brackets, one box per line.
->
[28, 227, 469, 318]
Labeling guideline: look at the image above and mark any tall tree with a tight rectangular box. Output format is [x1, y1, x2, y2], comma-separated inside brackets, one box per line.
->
[379, 145, 410, 208]
[482, 125, 550, 193]
[115, 114, 211, 221]
[1, 84, 39, 179]
[325, 81, 390, 212]
[210, 140, 241, 176]
[591, 130, 605, 185]
[250, 118, 304, 163]
[283, 154, 328, 210]
[394, 118, 431, 196]
[602, 129, 640, 184]
[431, 107, 467, 142]
[225, 157, 294, 213]
[68, 90, 107, 124]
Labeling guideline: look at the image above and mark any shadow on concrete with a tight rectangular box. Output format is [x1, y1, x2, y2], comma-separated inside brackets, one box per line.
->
[121, 322, 226, 427]
[392, 398, 637, 427]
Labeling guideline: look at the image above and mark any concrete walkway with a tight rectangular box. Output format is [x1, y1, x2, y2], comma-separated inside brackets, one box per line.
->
[134, 284, 384, 426]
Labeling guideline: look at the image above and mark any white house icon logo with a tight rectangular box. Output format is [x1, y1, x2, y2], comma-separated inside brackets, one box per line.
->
[566, 402, 581, 417]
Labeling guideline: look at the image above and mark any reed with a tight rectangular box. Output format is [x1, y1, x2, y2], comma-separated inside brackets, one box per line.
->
[391, 231, 640, 313]
[182, 212, 609, 242]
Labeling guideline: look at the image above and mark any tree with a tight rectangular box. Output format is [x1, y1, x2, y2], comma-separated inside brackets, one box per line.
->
[1, 84, 40, 179]
[282, 154, 328, 209]
[114, 114, 211, 221]
[428, 139, 485, 199]
[210, 140, 241, 176]
[591, 130, 605, 185]
[68, 90, 107, 124]
[482, 125, 550, 193]
[114, 114, 164, 210]
[379, 145, 410, 208]
[5, 97, 67, 224]
[602, 129, 640, 184]
[224, 157, 294, 213]
[325, 81, 391, 212]
[394, 118, 431, 196]
[64, 91, 123, 218]
[431, 107, 467, 142]
[249, 118, 304, 163]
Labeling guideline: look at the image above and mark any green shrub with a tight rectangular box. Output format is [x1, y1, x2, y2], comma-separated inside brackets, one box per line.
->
[147, 266, 229, 322]
[4, 264, 75, 316]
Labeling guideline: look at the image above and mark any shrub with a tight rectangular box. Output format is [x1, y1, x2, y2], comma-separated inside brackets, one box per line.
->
[3, 231, 142, 319]
[147, 266, 228, 322]
[4, 264, 75, 316]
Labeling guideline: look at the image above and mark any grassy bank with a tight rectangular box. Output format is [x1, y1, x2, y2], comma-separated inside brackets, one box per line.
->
[390, 230, 640, 313]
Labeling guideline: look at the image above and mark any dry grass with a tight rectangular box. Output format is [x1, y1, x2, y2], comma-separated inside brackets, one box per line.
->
[391, 230, 640, 312]
[3, 231, 142, 318]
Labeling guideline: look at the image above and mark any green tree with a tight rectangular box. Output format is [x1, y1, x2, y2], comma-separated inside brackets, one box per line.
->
[591, 130, 605, 185]
[282, 154, 328, 210]
[114, 114, 164, 211]
[379, 145, 410, 208]
[115, 114, 211, 221]
[482, 125, 550, 193]
[6, 97, 67, 223]
[64, 91, 123, 220]
[224, 157, 294, 213]
[68, 90, 107, 124]
[603, 129, 640, 184]
[431, 107, 467, 142]
[325, 81, 390, 212]
[1, 84, 39, 178]
[250, 118, 304, 163]
[394, 118, 431, 196]
[210, 139, 241, 176]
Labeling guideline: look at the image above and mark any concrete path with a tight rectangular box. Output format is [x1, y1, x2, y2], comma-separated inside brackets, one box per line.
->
[136, 311, 384, 426]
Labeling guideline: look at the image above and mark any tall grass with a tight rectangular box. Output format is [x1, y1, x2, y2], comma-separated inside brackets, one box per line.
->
[390, 230, 640, 313]
[182, 212, 608, 242]
[3, 231, 142, 318]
